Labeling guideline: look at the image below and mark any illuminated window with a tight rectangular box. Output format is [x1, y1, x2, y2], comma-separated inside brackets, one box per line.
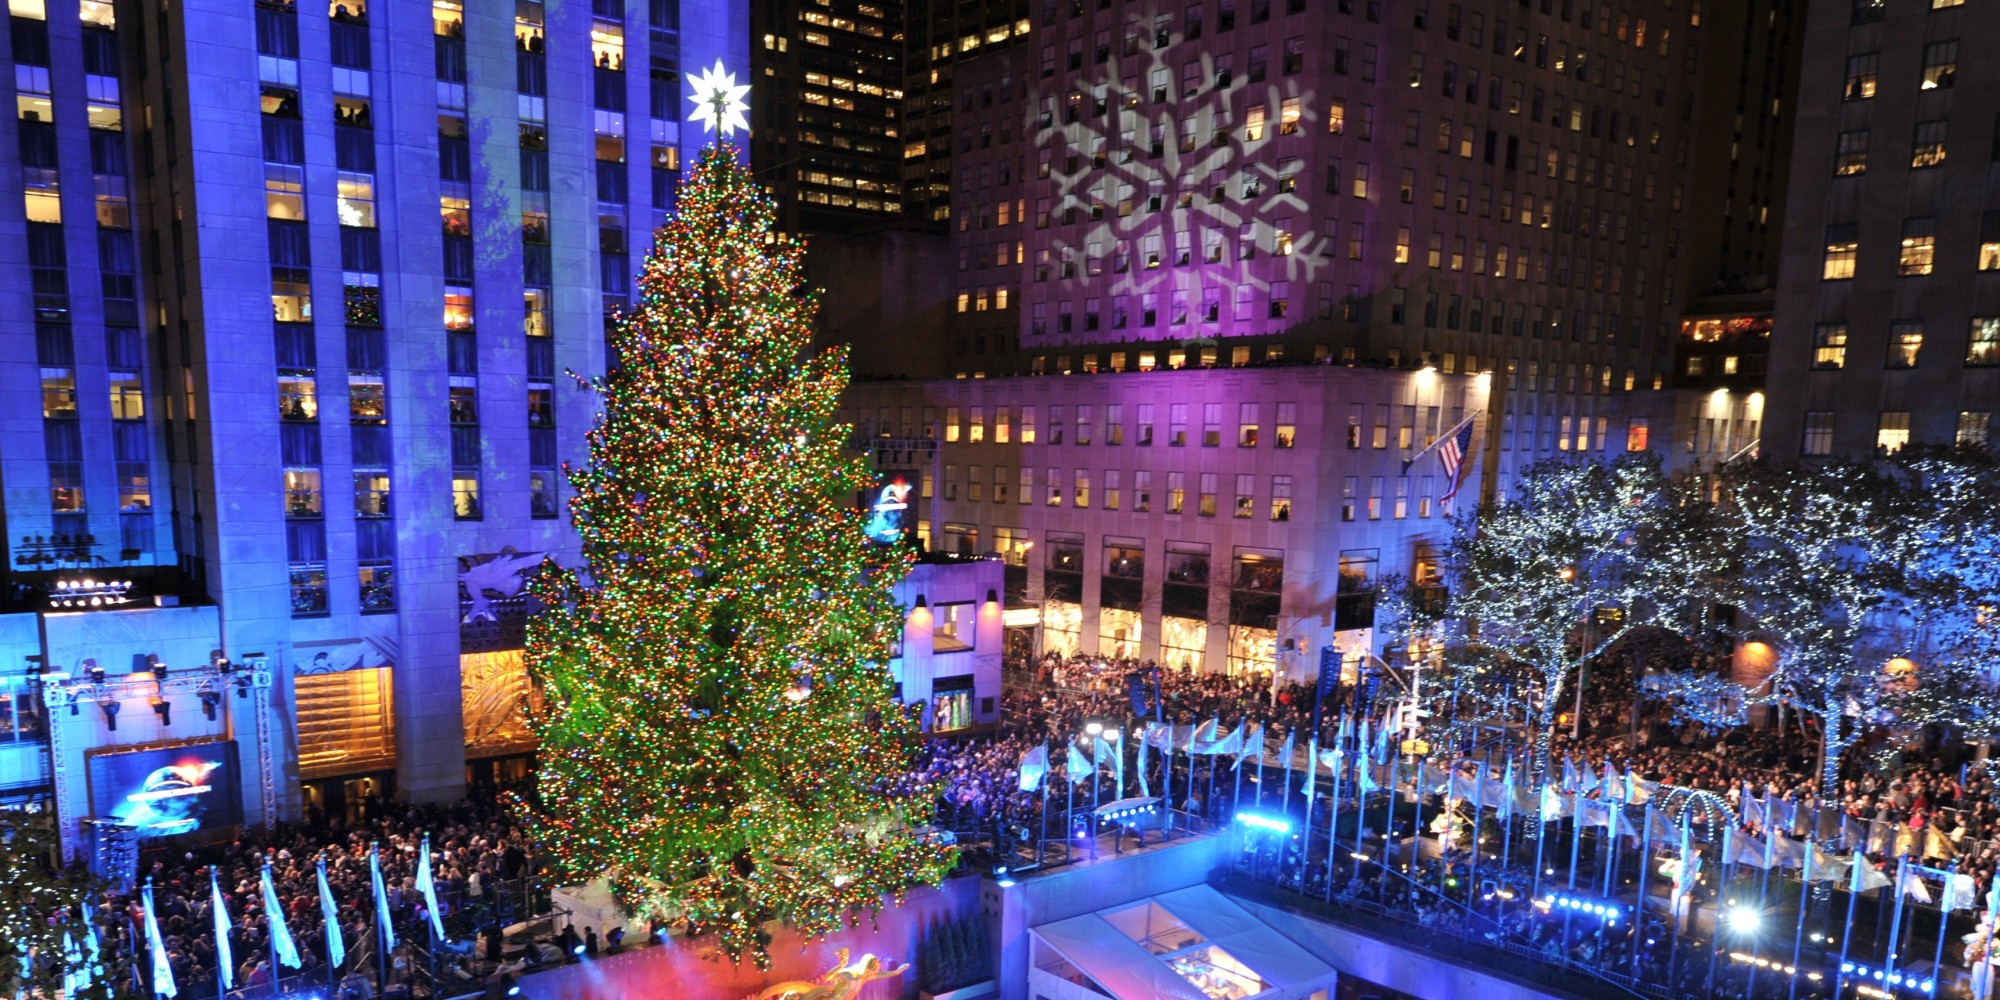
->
[266, 164, 305, 219]
[1888, 323, 1922, 368]
[284, 468, 324, 517]
[1844, 53, 1877, 100]
[336, 171, 376, 227]
[1911, 120, 1947, 168]
[108, 372, 143, 420]
[1834, 130, 1868, 175]
[1958, 411, 1990, 447]
[1812, 324, 1848, 369]
[1982, 212, 2000, 270]
[1822, 224, 1858, 280]
[1877, 411, 1911, 454]
[1899, 218, 1936, 276]
[1967, 317, 2000, 366]
[1921, 40, 1956, 89]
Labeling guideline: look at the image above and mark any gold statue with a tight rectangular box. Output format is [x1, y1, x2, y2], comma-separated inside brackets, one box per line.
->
[745, 949, 910, 1000]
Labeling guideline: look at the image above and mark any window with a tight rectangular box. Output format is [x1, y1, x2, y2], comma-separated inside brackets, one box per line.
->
[1844, 53, 1877, 100]
[1958, 411, 1991, 447]
[1169, 403, 1187, 445]
[1341, 476, 1357, 521]
[1020, 406, 1037, 443]
[453, 473, 481, 518]
[1626, 417, 1650, 452]
[1075, 405, 1092, 445]
[1888, 323, 1923, 368]
[1922, 40, 1957, 89]
[933, 602, 974, 652]
[1813, 324, 1849, 369]
[1167, 471, 1186, 514]
[1823, 224, 1858, 280]
[1238, 403, 1259, 447]
[1273, 403, 1296, 447]
[1270, 476, 1292, 521]
[1074, 469, 1090, 507]
[1835, 130, 1868, 175]
[1900, 218, 1936, 276]
[1877, 411, 1911, 454]
[1046, 467, 1062, 506]
[1982, 212, 2000, 271]
[1968, 317, 2000, 366]
[1202, 403, 1222, 446]
[1912, 121, 1947, 168]
[1104, 469, 1121, 510]
[1233, 474, 1254, 518]
[1198, 472, 1217, 516]
[1802, 411, 1834, 457]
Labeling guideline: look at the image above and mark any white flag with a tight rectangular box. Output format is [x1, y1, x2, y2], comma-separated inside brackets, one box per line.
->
[371, 844, 397, 951]
[264, 861, 302, 968]
[211, 869, 235, 990]
[318, 858, 346, 968]
[143, 882, 178, 998]
[416, 836, 447, 939]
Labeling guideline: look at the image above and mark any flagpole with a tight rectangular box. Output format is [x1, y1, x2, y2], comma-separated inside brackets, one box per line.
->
[214, 869, 227, 1000]
[372, 842, 388, 1000]
[1468, 759, 1485, 909]
[1038, 741, 1049, 866]
[264, 856, 281, 998]
[1381, 743, 1401, 889]
[1324, 715, 1347, 901]
[1886, 856, 1912, 988]
[1788, 841, 1811, 1000]
[1632, 801, 1652, 974]
[1929, 862, 1955, 998]
[1835, 856, 1864, 998]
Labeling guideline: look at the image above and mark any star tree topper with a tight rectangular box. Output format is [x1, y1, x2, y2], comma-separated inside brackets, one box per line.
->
[687, 58, 750, 138]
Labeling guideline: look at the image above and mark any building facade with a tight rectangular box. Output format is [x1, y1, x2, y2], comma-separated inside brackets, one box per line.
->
[0, 0, 746, 839]
[1762, 0, 1999, 461]
[935, 0, 1730, 500]
[845, 366, 1521, 678]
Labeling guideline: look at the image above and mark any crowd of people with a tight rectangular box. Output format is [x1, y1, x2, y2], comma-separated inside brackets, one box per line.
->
[82, 788, 536, 997]
[893, 646, 2000, 998]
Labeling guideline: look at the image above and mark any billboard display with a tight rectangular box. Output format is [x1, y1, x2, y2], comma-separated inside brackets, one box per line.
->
[87, 741, 243, 838]
[861, 471, 916, 545]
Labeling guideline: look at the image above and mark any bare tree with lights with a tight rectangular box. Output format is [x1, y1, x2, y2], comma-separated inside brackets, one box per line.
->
[1442, 454, 1671, 823]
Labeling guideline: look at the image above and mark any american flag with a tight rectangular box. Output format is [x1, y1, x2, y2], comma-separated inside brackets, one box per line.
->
[1438, 419, 1475, 510]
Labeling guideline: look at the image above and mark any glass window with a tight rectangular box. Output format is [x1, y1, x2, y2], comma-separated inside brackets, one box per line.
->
[933, 602, 974, 652]
[1801, 411, 1834, 457]
[1835, 130, 1868, 176]
[1202, 403, 1222, 446]
[453, 472, 481, 518]
[1899, 218, 1935, 276]
[1888, 323, 1922, 368]
[1813, 324, 1848, 369]
[1911, 120, 1947, 168]
[336, 171, 376, 226]
[279, 371, 318, 420]
[1877, 411, 1911, 454]
[1844, 52, 1877, 99]
[1823, 224, 1858, 280]
[1238, 403, 1259, 446]
[1921, 40, 1957, 89]
[1958, 412, 1990, 447]
[1969, 318, 2000, 366]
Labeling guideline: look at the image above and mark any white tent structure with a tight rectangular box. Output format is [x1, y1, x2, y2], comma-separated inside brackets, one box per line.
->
[1029, 884, 1334, 1000]
[547, 878, 627, 941]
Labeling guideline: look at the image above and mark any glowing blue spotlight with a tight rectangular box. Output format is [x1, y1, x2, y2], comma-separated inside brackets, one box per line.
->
[1723, 904, 1762, 935]
[1235, 812, 1292, 834]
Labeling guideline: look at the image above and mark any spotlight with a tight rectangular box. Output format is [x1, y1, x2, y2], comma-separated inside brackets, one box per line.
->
[147, 655, 167, 682]
[85, 659, 104, 685]
[985, 588, 998, 605]
[25, 655, 44, 676]
[211, 650, 233, 676]
[199, 691, 222, 722]
[234, 674, 251, 699]
[992, 865, 1015, 888]
[99, 699, 119, 731]
[571, 943, 585, 957]
[1085, 720, 1104, 736]
[150, 696, 171, 727]
[605, 927, 625, 954]
[1724, 904, 1762, 935]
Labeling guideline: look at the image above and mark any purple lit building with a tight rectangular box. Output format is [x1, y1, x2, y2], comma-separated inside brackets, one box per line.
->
[836, 0, 1765, 674]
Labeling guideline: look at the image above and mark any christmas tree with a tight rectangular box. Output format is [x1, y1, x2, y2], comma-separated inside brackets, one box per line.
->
[517, 136, 953, 966]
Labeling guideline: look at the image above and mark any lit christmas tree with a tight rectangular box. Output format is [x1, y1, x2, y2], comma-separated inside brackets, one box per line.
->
[518, 62, 952, 966]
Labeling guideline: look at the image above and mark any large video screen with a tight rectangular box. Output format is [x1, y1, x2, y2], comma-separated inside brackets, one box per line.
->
[861, 470, 916, 546]
[88, 741, 243, 839]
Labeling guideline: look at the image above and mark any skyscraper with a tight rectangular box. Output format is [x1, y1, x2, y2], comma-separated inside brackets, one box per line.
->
[1762, 0, 1998, 461]
[0, 0, 745, 815]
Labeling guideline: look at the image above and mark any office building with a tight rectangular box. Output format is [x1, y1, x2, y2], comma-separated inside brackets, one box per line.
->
[0, 0, 745, 846]
[1762, 0, 1999, 461]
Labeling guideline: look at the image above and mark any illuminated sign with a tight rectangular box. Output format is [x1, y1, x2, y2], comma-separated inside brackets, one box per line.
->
[88, 741, 243, 838]
[861, 471, 916, 545]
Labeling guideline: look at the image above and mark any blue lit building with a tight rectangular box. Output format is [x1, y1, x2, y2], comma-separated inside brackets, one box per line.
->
[0, 0, 744, 850]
